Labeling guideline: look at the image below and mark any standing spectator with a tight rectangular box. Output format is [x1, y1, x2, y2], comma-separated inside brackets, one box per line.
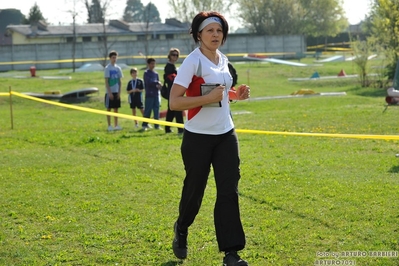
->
[164, 48, 184, 134]
[142, 58, 162, 131]
[169, 11, 250, 266]
[126, 67, 144, 128]
[104, 50, 123, 131]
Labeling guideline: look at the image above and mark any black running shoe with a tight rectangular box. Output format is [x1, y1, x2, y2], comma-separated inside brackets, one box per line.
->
[223, 251, 248, 266]
[172, 222, 188, 259]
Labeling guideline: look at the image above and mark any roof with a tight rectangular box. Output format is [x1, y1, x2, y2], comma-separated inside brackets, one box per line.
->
[5, 19, 189, 38]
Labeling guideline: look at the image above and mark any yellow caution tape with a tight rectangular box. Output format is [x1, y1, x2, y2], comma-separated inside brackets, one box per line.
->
[4, 91, 399, 140]
[0, 92, 10, 96]
[235, 129, 399, 140]
[11, 91, 184, 128]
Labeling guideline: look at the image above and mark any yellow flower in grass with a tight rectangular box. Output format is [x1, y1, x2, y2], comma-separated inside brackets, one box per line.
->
[45, 215, 56, 221]
[41, 234, 52, 239]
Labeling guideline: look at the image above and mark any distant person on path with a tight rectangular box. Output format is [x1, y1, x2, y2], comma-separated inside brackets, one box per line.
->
[169, 11, 251, 266]
[164, 48, 184, 134]
[104, 50, 123, 131]
[142, 58, 162, 131]
[126, 67, 144, 128]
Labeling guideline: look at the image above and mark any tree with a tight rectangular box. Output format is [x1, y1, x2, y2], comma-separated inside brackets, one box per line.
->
[143, 2, 161, 23]
[23, 2, 46, 24]
[369, 0, 399, 80]
[168, 0, 231, 24]
[0, 9, 25, 29]
[298, 0, 348, 37]
[234, 0, 347, 37]
[236, 0, 301, 35]
[0, 9, 24, 45]
[123, 0, 144, 22]
[123, 0, 160, 22]
[85, 0, 105, 23]
[352, 37, 380, 87]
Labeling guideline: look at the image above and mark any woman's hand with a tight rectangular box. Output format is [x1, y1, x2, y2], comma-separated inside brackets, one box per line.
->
[207, 85, 225, 103]
[236, 84, 250, 100]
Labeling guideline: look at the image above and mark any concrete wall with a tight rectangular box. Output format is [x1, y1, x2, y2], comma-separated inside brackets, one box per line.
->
[0, 34, 305, 72]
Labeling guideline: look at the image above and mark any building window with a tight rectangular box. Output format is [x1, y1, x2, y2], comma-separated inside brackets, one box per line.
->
[152, 33, 159, 40]
[137, 35, 146, 41]
[66, 37, 73, 43]
[98, 36, 106, 42]
[82, 36, 91, 42]
[165, 34, 174, 40]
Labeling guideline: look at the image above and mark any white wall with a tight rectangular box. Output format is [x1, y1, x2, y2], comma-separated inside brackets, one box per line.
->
[0, 34, 305, 71]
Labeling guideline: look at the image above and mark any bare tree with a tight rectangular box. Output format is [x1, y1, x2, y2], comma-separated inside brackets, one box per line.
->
[85, 0, 116, 66]
[351, 36, 385, 88]
[352, 38, 374, 87]
[65, 0, 81, 72]
[142, 2, 153, 60]
[135, 2, 162, 62]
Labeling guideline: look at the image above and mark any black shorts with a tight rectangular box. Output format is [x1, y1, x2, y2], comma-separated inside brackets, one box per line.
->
[104, 93, 121, 109]
[129, 94, 144, 109]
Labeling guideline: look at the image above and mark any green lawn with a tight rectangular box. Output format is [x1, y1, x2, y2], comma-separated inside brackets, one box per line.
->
[0, 59, 398, 265]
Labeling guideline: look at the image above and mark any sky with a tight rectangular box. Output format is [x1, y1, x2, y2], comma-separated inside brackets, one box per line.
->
[0, 0, 372, 29]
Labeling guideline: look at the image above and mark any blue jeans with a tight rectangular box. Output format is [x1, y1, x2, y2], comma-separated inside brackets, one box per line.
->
[142, 96, 160, 128]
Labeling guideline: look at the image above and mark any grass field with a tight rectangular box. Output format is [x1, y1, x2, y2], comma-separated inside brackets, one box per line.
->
[1, 57, 399, 265]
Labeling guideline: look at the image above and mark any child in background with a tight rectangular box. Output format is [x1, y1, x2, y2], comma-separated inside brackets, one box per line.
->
[126, 68, 144, 127]
[142, 58, 162, 130]
[104, 50, 123, 131]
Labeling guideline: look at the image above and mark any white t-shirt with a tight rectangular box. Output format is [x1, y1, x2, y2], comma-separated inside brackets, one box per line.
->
[104, 64, 123, 93]
[174, 48, 234, 135]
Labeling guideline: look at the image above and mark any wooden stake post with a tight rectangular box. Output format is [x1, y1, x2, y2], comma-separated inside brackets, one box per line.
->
[9, 86, 13, 129]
